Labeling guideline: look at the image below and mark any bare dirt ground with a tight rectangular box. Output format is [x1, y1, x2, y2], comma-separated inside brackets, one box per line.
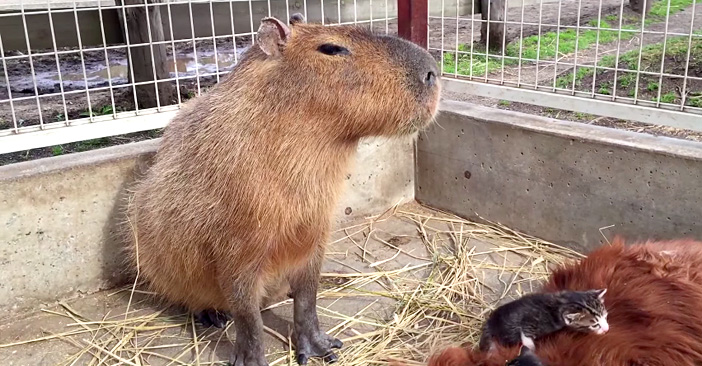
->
[1, 0, 701, 166]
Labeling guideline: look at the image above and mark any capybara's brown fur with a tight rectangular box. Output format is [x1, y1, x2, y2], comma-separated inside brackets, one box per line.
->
[124, 14, 440, 366]
[426, 237, 702, 366]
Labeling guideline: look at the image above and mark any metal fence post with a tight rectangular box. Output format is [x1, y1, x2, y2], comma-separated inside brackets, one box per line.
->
[397, 0, 428, 49]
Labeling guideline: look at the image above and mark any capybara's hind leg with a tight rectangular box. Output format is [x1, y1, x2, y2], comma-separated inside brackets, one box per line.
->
[289, 249, 343, 365]
[195, 309, 231, 329]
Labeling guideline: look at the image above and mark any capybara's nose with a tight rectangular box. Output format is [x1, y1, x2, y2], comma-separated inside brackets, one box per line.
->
[424, 70, 437, 87]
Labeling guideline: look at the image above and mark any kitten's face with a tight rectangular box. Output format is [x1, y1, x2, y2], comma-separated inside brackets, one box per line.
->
[562, 288, 609, 334]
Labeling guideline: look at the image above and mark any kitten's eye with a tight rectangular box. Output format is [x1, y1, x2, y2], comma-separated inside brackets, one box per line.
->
[318, 44, 351, 56]
[590, 323, 600, 329]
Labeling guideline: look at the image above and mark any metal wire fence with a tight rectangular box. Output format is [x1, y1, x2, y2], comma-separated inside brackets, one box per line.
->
[0, 0, 397, 155]
[429, 0, 702, 130]
[1, 0, 701, 159]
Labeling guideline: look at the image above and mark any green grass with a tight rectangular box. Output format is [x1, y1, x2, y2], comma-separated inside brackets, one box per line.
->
[505, 20, 632, 62]
[443, 0, 701, 78]
[619, 72, 635, 88]
[598, 81, 613, 95]
[79, 105, 118, 118]
[659, 91, 677, 103]
[555, 66, 596, 89]
[555, 33, 702, 95]
[51, 146, 64, 156]
[648, 0, 702, 21]
[498, 100, 511, 106]
[444, 20, 642, 77]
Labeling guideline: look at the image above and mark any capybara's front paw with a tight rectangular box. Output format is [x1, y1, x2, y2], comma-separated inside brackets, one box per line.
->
[295, 330, 343, 365]
[229, 347, 269, 366]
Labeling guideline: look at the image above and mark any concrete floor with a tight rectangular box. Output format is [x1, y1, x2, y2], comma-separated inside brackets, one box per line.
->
[0, 203, 564, 366]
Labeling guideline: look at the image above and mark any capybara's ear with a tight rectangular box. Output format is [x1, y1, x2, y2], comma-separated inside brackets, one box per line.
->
[257, 17, 291, 57]
[289, 13, 306, 25]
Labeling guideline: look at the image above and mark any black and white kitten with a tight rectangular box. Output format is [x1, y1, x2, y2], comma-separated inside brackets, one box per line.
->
[505, 335, 544, 366]
[479, 288, 608, 352]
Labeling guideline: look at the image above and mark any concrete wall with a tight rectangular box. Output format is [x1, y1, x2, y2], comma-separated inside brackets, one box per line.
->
[0, 136, 414, 313]
[416, 101, 702, 253]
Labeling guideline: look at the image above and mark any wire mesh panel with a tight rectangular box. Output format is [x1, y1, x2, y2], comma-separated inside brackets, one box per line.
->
[0, 0, 397, 158]
[428, 0, 702, 131]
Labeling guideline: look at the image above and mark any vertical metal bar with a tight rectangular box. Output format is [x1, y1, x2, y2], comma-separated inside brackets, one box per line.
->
[516, 0, 525, 86]
[169, 0, 183, 105]
[589, 0, 604, 97]
[370, 0, 373, 30]
[321, 0, 326, 24]
[552, 0, 563, 90]
[534, 0, 544, 89]
[398, 0, 428, 48]
[440, 0, 445, 73]
[47, 0, 69, 124]
[499, 0, 507, 84]
[384, 0, 388, 33]
[188, 0, 201, 95]
[20, 0, 44, 128]
[209, 0, 220, 83]
[570, 0, 584, 95]
[74, 1, 93, 120]
[483, 0, 490, 81]
[631, 0, 648, 104]
[679, 0, 697, 110]
[248, 0, 255, 43]
[353, 0, 357, 25]
[120, 0, 140, 113]
[654, 0, 673, 106]
[468, 0, 475, 78]
[609, 0, 627, 99]
[337, 0, 341, 24]
[0, 34, 18, 133]
[144, 0, 162, 110]
[454, 0, 461, 76]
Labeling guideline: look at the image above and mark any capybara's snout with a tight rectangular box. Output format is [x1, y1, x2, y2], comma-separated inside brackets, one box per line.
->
[380, 35, 441, 124]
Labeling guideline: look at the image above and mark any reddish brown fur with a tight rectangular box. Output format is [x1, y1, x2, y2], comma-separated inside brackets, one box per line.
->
[426, 238, 702, 366]
[122, 16, 440, 361]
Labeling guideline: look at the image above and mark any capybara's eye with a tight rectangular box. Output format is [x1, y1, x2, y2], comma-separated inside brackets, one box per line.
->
[317, 44, 351, 56]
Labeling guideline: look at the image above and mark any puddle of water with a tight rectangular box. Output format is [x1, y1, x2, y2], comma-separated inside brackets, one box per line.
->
[4, 46, 248, 94]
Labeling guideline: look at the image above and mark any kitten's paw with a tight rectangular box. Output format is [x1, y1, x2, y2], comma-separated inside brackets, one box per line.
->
[195, 309, 231, 329]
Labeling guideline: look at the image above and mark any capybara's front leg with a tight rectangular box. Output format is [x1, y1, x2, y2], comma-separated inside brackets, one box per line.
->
[228, 281, 269, 366]
[289, 249, 343, 365]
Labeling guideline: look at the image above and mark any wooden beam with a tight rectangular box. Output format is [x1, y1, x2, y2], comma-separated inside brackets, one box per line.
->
[397, 0, 428, 48]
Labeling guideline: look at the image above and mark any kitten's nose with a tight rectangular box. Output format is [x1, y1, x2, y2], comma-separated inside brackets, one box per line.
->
[599, 321, 609, 333]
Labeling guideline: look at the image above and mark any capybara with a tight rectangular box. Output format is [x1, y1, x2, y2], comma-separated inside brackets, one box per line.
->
[124, 13, 441, 366]
[426, 237, 702, 366]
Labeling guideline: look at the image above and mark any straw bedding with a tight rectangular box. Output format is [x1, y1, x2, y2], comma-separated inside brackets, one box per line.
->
[0, 204, 582, 366]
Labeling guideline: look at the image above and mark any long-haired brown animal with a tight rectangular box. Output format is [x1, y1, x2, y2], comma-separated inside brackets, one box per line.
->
[124, 13, 441, 366]
[426, 237, 702, 366]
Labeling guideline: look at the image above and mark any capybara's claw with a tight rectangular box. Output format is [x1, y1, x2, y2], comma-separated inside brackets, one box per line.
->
[295, 331, 343, 365]
[231, 348, 269, 366]
[324, 352, 339, 364]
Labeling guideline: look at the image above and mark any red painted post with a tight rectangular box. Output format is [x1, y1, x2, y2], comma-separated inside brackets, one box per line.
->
[397, 0, 429, 49]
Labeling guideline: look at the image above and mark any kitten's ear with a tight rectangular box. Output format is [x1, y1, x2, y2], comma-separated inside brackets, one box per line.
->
[597, 288, 608, 299]
[563, 312, 581, 325]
